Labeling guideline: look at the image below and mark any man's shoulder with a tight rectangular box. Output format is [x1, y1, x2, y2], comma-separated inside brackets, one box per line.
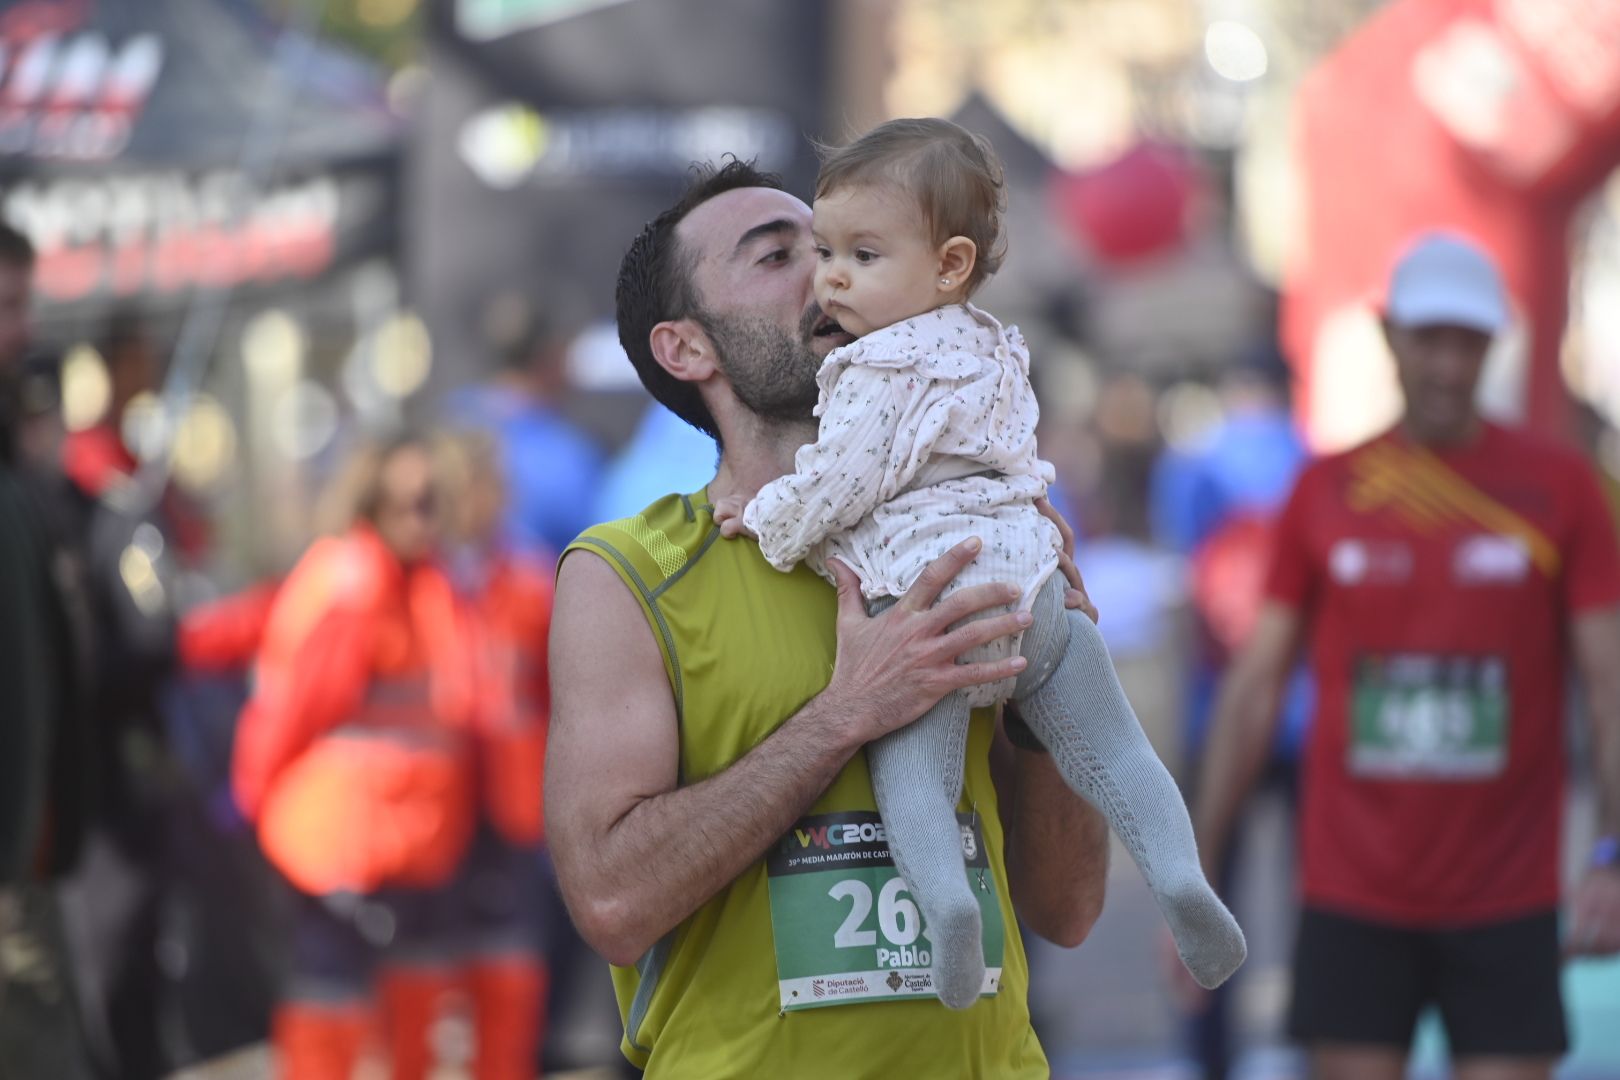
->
[1482, 421, 1592, 475]
[1300, 426, 1435, 483]
[564, 490, 713, 589]
[1279, 440, 1354, 498]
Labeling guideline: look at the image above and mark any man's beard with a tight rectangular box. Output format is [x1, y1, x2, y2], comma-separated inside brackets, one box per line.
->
[695, 304, 821, 424]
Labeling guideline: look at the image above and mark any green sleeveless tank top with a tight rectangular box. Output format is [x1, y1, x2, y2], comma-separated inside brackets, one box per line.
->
[563, 488, 1049, 1079]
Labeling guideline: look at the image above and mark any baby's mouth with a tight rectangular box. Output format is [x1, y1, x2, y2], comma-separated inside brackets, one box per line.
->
[812, 313, 849, 340]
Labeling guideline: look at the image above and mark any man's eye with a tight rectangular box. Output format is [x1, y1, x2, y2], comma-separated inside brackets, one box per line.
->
[759, 248, 788, 264]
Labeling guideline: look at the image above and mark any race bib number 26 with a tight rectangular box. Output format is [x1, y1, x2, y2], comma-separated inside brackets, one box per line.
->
[765, 810, 1004, 1012]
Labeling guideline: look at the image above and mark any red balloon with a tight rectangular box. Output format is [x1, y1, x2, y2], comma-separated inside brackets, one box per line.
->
[1050, 142, 1198, 266]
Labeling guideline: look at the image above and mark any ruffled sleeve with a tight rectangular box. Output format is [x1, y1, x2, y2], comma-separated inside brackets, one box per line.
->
[745, 363, 910, 571]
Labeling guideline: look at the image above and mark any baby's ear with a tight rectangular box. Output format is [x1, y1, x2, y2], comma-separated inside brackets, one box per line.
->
[936, 236, 977, 294]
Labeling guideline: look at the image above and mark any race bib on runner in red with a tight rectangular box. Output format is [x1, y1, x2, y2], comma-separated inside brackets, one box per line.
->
[1349, 653, 1509, 779]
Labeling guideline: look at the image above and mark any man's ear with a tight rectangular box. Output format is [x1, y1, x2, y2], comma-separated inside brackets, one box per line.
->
[649, 318, 719, 384]
[936, 236, 978, 294]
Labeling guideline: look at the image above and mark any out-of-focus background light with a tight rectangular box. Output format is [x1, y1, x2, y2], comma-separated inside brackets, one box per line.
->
[1205, 20, 1269, 82]
[369, 310, 432, 399]
[61, 344, 111, 432]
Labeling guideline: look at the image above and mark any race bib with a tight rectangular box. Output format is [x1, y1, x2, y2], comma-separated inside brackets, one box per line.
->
[766, 810, 1004, 1012]
[1349, 653, 1509, 779]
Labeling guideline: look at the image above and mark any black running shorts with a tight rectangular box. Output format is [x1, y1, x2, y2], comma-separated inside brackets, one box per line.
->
[1287, 906, 1567, 1058]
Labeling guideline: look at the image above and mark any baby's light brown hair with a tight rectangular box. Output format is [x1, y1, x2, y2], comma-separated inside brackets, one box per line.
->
[816, 117, 1007, 294]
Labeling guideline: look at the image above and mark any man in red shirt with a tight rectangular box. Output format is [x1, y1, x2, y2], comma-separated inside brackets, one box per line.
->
[1192, 233, 1620, 1080]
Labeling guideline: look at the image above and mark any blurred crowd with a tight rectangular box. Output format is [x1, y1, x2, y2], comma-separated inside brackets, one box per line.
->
[0, 215, 647, 1079]
[0, 176, 1322, 1076]
[4, 1, 1620, 1067]
[6, 195, 1620, 1080]
[6, 187, 1620, 1080]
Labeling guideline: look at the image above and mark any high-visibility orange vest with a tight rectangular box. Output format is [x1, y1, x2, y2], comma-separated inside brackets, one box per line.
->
[235, 527, 479, 895]
[464, 551, 552, 846]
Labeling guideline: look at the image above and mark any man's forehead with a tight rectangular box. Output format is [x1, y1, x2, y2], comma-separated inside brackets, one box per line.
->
[678, 186, 811, 260]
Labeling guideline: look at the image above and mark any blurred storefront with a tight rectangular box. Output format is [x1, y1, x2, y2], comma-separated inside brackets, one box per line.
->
[0, 0, 405, 578]
[1283, 0, 1620, 449]
[410, 0, 830, 406]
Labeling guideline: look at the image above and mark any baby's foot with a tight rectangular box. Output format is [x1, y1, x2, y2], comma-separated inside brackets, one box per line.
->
[931, 904, 986, 1009]
[1163, 877, 1247, 989]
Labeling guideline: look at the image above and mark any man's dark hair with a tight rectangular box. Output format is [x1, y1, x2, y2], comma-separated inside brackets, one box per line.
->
[615, 158, 784, 441]
[0, 221, 35, 270]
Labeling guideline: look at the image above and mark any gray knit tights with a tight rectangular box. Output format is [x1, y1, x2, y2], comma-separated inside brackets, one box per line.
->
[868, 574, 1246, 1008]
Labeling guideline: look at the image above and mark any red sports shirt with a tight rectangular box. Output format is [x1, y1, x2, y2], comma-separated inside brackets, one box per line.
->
[1266, 422, 1620, 925]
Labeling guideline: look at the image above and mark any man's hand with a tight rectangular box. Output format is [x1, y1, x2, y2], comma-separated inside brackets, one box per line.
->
[1035, 496, 1097, 623]
[821, 538, 1031, 745]
[1566, 866, 1620, 957]
[712, 495, 756, 539]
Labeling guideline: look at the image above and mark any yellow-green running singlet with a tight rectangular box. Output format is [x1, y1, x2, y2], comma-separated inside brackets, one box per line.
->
[561, 488, 1049, 1079]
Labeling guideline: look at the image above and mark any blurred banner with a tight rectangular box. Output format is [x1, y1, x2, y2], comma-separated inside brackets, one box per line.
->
[1283, 0, 1620, 449]
[412, 0, 830, 394]
[0, 0, 400, 336]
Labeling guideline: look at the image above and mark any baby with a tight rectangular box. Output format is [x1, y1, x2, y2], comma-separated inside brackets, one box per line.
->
[713, 118, 1244, 1008]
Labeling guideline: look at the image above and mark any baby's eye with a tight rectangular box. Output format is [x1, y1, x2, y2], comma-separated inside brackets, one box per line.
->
[855, 249, 878, 264]
[813, 245, 831, 261]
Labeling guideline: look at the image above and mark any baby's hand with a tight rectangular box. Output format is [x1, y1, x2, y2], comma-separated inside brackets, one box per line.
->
[712, 496, 757, 539]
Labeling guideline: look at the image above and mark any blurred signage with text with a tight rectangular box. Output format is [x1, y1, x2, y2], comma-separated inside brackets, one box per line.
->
[0, 167, 394, 307]
[415, 0, 829, 389]
[0, 1, 164, 162]
[457, 103, 793, 187]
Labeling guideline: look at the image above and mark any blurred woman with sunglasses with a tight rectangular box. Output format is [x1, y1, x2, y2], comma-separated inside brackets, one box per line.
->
[232, 434, 481, 1080]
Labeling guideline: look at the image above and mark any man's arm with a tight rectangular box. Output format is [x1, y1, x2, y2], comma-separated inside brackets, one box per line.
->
[1190, 602, 1302, 882]
[1568, 606, 1620, 956]
[991, 725, 1109, 945]
[546, 537, 1033, 967]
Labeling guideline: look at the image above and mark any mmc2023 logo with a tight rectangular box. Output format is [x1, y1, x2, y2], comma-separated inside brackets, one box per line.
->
[784, 819, 890, 853]
[779, 815, 979, 863]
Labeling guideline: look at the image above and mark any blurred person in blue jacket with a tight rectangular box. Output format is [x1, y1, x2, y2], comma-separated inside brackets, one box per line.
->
[1076, 446, 1188, 766]
[446, 311, 604, 559]
[591, 400, 717, 525]
[1151, 344, 1311, 1080]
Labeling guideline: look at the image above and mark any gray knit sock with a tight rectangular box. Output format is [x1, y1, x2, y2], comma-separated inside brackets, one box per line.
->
[868, 690, 984, 1009]
[1014, 578, 1246, 989]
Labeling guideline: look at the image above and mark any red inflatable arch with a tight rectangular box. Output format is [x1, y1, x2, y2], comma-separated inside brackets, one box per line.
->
[1282, 0, 1620, 447]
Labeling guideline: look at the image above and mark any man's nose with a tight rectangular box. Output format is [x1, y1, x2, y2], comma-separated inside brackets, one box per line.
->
[1434, 344, 1478, 382]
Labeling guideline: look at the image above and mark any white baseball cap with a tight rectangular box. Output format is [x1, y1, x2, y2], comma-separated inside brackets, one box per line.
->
[1384, 232, 1509, 334]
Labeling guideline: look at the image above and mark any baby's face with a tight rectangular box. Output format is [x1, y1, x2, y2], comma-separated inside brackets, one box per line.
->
[812, 184, 948, 338]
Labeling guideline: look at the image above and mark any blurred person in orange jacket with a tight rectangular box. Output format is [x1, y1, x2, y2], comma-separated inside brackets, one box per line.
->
[435, 431, 552, 1080]
[233, 434, 482, 1080]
